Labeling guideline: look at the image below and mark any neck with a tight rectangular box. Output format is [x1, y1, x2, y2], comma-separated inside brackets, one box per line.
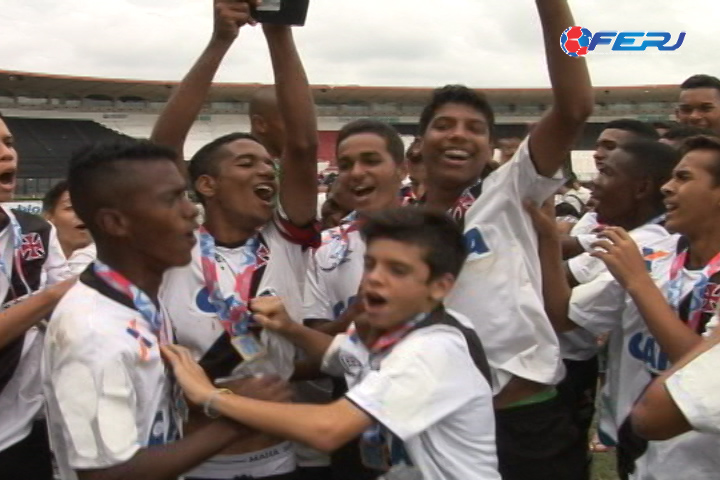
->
[203, 207, 257, 245]
[686, 223, 720, 268]
[96, 245, 165, 300]
[424, 181, 474, 211]
[610, 204, 663, 231]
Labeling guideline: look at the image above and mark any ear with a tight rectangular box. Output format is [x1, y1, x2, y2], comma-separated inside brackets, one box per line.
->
[251, 114, 267, 135]
[194, 174, 218, 201]
[428, 273, 456, 303]
[635, 178, 654, 202]
[95, 208, 129, 238]
[396, 160, 408, 181]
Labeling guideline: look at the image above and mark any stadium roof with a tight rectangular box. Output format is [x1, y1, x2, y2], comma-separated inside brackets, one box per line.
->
[0, 69, 680, 105]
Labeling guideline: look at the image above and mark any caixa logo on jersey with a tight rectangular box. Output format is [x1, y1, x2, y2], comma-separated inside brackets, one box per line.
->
[560, 26, 685, 57]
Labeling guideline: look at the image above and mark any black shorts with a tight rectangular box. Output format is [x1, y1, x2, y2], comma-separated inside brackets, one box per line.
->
[495, 394, 590, 480]
[0, 420, 53, 480]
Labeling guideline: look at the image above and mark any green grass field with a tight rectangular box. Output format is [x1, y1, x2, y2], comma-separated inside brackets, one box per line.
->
[592, 451, 619, 480]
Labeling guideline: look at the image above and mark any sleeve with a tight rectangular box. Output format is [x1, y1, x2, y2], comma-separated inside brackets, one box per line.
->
[67, 244, 96, 276]
[487, 136, 565, 204]
[43, 226, 73, 284]
[666, 342, 720, 434]
[273, 203, 321, 249]
[568, 272, 627, 336]
[567, 252, 606, 284]
[302, 253, 334, 321]
[47, 325, 143, 469]
[345, 330, 490, 441]
[320, 333, 349, 378]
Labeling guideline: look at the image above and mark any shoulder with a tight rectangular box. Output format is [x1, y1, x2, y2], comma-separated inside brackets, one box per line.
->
[11, 209, 52, 233]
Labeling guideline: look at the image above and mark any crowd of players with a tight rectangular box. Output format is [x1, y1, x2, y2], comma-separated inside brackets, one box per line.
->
[1, 0, 720, 479]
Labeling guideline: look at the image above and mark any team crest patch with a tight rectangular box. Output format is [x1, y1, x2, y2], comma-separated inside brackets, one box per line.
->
[20, 232, 45, 260]
[701, 283, 720, 315]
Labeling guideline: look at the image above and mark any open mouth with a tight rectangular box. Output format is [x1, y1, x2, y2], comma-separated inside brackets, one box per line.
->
[253, 183, 277, 203]
[0, 170, 16, 188]
[441, 149, 471, 163]
[364, 291, 388, 308]
[352, 185, 375, 200]
[75, 223, 87, 231]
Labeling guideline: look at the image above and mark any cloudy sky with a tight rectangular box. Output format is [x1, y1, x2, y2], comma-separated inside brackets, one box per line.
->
[2, 0, 718, 88]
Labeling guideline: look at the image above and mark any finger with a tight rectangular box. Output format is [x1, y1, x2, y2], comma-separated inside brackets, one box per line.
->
[160, 345, 180, 366]
[597, 229, 622, 245]
[590, 239, 615, 253]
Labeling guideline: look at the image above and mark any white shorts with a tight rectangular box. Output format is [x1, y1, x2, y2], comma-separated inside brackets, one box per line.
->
[185, 441, 296, 479]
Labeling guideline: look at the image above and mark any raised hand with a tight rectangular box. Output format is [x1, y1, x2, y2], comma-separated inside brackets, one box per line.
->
[590, 226, 648, 289]
[212, 0, 258, 44]
[249, 296, 294, 333]
[524, 198, 560, 239]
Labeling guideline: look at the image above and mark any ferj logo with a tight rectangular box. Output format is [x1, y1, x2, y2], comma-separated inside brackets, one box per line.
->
[560, 26, 686, 57]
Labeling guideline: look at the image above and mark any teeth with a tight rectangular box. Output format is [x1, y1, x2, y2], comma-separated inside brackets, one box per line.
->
[444, 149, 470, 159]
[254, 185, 274, 194]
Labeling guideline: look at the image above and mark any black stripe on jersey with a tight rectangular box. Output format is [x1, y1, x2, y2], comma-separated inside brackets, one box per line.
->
[80, 266, 137, 312]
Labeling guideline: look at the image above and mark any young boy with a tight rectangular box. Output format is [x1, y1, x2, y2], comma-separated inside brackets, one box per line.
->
[164, 208, 500, 480]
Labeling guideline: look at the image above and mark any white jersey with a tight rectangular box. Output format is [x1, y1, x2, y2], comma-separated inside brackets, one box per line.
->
[43, 267, 178, 480]
[322, 311, 500, 480]
[667, 340, 720, 435]
[161, 211, 319, 381]
[303, 222, 364, 322]
[568, 234, 720, 479]
[570, 211, 600, 254]
[67, 243, 97, 275]
[446, 137, 565, 391]
[0, 211, 71, 452]
[561, 223, 671, 361]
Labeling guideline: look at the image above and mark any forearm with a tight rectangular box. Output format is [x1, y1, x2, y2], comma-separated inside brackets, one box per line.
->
[0, 287, 62, 349]
[264, 26, 318, 156]
[78, 420, 241, 480]
[537, 0, 593, 122]
[560, 235, 585, 260]
[626, 276, 703, 362]
[150, 39, 234, 175]
[538, 233, 576, 332]
[213, 395, 359, 452]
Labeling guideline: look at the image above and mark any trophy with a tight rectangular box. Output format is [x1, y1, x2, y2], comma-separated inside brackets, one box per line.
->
[251, 0, 310, 26]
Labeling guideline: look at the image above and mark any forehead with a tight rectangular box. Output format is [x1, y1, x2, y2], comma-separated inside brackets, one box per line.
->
[220, 138, 272, 160]
[679, 88, 720, 105]
[597, 128, 638, 145]
[366, 238, 426, 264]
[337, 132, 391, 158]
[676, 149, 719, 173]
[122, 159, 186, 194]
[430, 102, 489, 124]
[0, 117, 10, 136]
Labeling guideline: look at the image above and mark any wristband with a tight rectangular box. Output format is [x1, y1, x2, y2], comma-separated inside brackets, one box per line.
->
[202, 388, 232, 419]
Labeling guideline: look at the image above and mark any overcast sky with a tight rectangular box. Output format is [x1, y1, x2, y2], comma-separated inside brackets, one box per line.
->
[2, 0, 718, 88]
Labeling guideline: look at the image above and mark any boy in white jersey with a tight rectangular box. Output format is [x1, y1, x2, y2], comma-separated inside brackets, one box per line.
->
[534, 135, 720, 479]
[305, 120, 406, 334]
[416, 1, 593, 478]
[164, 207, 500, 480]
[0, 113, 74, 479]
[528, 139, 681, 477]
[151, 4, 319, 478]
[43, 140, 271, 480]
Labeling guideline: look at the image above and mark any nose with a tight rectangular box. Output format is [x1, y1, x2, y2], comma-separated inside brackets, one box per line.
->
[0, 143, 14, 162]
[660, 179, 674, 197]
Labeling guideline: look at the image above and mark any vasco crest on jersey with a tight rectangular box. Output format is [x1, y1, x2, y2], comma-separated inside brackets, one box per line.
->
[21, 232, 46, 261]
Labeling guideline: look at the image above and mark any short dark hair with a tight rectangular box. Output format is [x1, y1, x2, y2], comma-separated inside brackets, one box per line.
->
[680, 74, 720, 93]
[68, 140, 178, 234]
[418, 85, 495, 138]
[651, 120, 678, 131]
[361, 207, 467, 281]
[603, 119, 660, 140]
[335, 119, 405, 164]
[679, 135, 720, 186]
[42, 180, 69, 213]
[406, 137, 422, 164]
[617, 139, 681, 209]
[188, 132, 262, 188]
[661, 125, 717, 142]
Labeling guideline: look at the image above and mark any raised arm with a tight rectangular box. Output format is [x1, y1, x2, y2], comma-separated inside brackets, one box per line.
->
[528, 0, 594, 177]
[263, 25, 319, 226]
[150, 0, 255, 177]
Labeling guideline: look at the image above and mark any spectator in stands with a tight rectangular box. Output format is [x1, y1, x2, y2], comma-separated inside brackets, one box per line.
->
[0, 112, 74, 480]
[42, 180, 95, 274]
[660, 124, 717, 148]
[496, 136, 522, 165]
[677, 74, 720, 136]
[250, 86, 285, 159]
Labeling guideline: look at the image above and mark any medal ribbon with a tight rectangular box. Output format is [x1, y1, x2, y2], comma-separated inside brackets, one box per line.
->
[667, 248, 720, 332]
[198, 226, 260, 337]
